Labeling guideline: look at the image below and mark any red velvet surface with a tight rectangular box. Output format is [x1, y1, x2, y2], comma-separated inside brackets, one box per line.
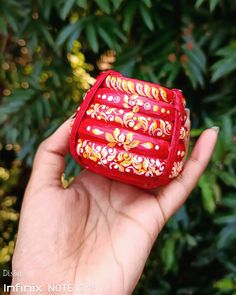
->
[70, 70, 188, 189]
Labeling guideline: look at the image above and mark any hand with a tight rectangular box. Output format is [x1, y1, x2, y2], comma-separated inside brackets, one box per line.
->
[11, 117, 218, 295]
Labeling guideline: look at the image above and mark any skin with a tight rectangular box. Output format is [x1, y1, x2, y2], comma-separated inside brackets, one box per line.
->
[11, 116, 218, 295]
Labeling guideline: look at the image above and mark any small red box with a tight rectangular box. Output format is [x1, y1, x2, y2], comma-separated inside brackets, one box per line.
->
[70, 70, 188, 189]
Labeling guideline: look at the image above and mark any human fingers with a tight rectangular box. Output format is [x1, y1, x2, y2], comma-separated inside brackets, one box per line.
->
[30, 118, 71, 187]
[155, 126, 219, 222]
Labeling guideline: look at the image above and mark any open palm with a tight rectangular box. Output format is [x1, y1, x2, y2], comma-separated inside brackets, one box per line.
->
[12, 119, 218, 295]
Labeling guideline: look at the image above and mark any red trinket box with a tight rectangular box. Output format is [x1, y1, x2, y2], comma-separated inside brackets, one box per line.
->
[69, 70, 188, 189]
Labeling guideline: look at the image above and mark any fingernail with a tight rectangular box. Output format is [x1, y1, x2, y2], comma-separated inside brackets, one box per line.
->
[211, 126, 220, 134]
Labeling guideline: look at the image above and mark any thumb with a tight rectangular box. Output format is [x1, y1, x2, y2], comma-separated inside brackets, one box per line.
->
[154, 126, 219, 222]
[30, 118, 71, 188]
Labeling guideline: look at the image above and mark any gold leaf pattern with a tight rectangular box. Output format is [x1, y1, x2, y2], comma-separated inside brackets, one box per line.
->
[105, 128, 140, 151]
[113, 128, 120, 139]
[92, 128, 104, 135]
[126, 132, 134, 143]
[141, 142, 154, 149]
[105, 133, 116, 143]
[169, 161, 183, 178]
[151, 87, 159, 99]
[127, 140, 140, 149]
[104, 75, 176, 102]
[86, 103, 182, 142]
[114, 115, 123, 125]
[160, 87, 167, 102]
[108, 142, 116, 148]
[144, 84, 151, 98]
[136, 83, 145, 96]
[128, 81, 135, 93]
[76, 139, 166, 177]
[133, 105, 139, 113]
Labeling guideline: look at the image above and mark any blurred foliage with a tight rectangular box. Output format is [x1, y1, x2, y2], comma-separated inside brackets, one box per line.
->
[0, 144, 22, 291]
[0, 152, 19, 266]
[0, 0, 236, 294]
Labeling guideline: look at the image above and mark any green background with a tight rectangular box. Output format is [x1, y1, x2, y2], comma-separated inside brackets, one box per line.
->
[0, 0, 236, 294]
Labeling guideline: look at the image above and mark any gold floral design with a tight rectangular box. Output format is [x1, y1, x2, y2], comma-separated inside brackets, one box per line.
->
[89, 126, 154, 151]
[105, 128, 140, 151]
[86, 103, 175, 139]
[77, 142, 100, 162]
[159, 87, 167, 101]
[149, 119, 172, 137]
[123, 94, 144, 113]
[169, 161, 183, 178]
[111, 153, 164, 176]
[105, 75, 169, 102]
[77, 139, 117, 164]
[76, 139, 165, 177]
[180, 126, 187, 140]
[92, 128, 104, 135]
[140, 142, 153, 149]
[86, 103, 122, 121]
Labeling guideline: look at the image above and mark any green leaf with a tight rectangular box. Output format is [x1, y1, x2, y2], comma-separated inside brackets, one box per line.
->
[186, 234, 197, 247]
[67, 29, 81, 51]
[60, 0, 76, 20]
[123, 0, 137, 32]
[214, 278, 235, 290]
[166, 64, 181, 87]
[190, 128, 204, 137]
[40, 0, 52, 20]
[162, 238, 175, 271]
[211, 45, 236, 81]
[97, 26, 114, 48]
[203, 90, 230, 103]
[111, 0, 122, 10]
[195, 0, 205, 8]
[112, 27, 127, 42]
[56, 22, 82, 47]
[52, 71, 61, 87]
[217, 223, 236, 249]
[139, 3, 154, 31]
[65, 154, 81, 177]
[183, 45, 206, 73]
[215, 214, 236, 224]
[221, 115, 232, 147]
[56, 25, 74, 47]
[95, 0, 111, 13]
[4, 10, 19, 32]
[0, 17, 7, 35]
[142, 0, 152, 8]
[183, 61, 203, 89]
[218, 171, 236, 188]
[86, 23, 98, 52]
[42, 98, 52, 118]
[38, 22, 56, 49]
[7, 128, 18, 142]
[199, 173, 216, 213]
[216, 46, 236, 57]
[221, 194, 236, 209]
[211, 59, 236, 82]
[210, 0, 220, 12]
[77, 0, 87, 8]
[35, 100, 44, 122]
[18, 137, 36, 160]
